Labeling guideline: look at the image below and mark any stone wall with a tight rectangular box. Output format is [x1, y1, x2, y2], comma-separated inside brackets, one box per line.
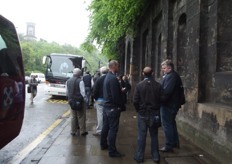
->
[121, 0, 232, 163]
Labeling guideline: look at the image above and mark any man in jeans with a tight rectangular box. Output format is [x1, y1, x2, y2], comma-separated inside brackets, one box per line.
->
[92, 66, 108, 136]
[133, 67, 165, 163]
[100, 60, 125, 157]
[160, 59, 182, 152]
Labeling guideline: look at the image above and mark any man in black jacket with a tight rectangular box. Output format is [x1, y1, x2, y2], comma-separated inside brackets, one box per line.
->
[100, 60, 125, 157]
[133, 67, 165, 163]
[160, 59, 182, 152]
[92, 66, 108, 136]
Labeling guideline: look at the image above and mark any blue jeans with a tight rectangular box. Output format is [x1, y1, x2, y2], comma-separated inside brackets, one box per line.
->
[160, 105, 179, 149]
[134, 114, 160, 162]
[100, 107, 121, 155]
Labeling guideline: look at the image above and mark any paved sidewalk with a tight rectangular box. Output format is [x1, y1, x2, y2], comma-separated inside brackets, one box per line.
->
[22, 104, 220, 164]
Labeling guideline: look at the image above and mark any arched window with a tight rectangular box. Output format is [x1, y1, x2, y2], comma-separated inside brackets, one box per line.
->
[217, 1, 232, 71]
[177, 13, 187, 76]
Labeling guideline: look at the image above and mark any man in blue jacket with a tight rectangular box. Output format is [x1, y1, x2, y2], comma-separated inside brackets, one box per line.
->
[100, 60, 125, 157]
[160, 59, 182, 152]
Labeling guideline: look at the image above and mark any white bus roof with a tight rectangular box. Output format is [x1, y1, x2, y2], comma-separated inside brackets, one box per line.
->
[49, 53, 84, 58]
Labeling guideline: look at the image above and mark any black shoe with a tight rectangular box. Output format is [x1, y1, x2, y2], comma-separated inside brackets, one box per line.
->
[154, 159, 160, 163]
[133, 157, 144, 163]
[81, 132, 88, 136]
[93, 133, 101, 136]
[173, 144, 180, 149]
[159, 147, 173, 152]
[109, 152, 125, 157]
[70, 132, 76, 136]
[101, 145, 108, 150]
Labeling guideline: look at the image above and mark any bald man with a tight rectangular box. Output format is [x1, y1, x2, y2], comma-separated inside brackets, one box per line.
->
[133, 66, 165, 163]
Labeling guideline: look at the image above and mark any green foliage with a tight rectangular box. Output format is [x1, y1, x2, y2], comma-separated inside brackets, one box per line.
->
[87, 0, 147, 58]
[20, 39, 107, 76]
[80, 42, 108, 73]
[80, 41, 98, 53]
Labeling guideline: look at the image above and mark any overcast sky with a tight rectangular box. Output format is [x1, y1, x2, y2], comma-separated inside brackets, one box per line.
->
[0, 0, 91, 47]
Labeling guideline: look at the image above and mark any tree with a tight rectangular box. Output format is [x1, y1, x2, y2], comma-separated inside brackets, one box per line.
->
[87, 0, 147, 59]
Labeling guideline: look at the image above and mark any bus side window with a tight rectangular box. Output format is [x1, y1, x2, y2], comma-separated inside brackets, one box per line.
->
[0, 48, 17, 76]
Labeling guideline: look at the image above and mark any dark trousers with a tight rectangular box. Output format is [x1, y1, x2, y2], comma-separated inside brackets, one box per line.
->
[85, 87, 92, 107]
[134, 114, 160, 162]
[100, 107, 121, 155]
[160, 105, 179, 149]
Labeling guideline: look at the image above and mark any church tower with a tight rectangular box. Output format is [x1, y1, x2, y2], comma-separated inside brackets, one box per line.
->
[24, 22, 37, 40]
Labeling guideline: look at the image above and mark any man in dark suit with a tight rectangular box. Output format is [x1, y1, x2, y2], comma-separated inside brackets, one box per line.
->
[160, 59, 182, 152]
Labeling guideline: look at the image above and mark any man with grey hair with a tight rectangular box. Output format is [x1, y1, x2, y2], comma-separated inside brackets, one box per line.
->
[160, 59, 182, 152]
[66, 68, 88, 136]
[92, 66, 109, 136]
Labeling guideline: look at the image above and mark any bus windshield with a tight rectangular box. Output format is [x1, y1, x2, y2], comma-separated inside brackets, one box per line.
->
[43, 53, 87, 96]
[46, 54, 84, 79]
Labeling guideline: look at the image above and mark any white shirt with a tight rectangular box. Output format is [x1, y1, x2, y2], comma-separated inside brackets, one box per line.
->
[79, 81, 86, 98]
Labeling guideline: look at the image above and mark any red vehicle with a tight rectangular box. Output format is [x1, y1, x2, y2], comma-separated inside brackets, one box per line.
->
[0, 15, 25, 149]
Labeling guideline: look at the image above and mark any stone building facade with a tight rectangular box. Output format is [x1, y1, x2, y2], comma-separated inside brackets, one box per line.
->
[119, 0, 232, 163]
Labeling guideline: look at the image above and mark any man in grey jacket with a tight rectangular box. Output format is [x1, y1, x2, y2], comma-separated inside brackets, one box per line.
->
[66, 68, 88, 136]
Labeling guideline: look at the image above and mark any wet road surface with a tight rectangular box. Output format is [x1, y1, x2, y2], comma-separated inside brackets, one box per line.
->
[0, 83, 69, 163]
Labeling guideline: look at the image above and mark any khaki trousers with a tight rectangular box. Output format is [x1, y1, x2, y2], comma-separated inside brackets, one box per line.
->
[70, 102, 86, 134]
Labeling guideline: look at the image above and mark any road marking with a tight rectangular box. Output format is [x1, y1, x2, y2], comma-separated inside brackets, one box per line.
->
[47, 99, 68, 104]
[8, 110, 70, 164]
[62, 110, 70, 117]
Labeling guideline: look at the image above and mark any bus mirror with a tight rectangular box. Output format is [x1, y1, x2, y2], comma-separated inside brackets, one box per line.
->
[42, 56, 47, 64]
